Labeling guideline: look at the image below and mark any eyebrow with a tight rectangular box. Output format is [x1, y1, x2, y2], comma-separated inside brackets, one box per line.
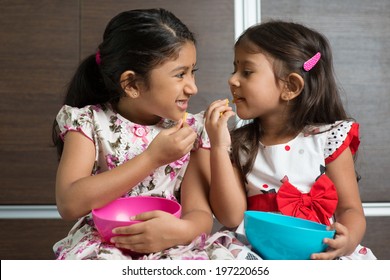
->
[170, 64, 197, 73]
[234, 60, 257, 67]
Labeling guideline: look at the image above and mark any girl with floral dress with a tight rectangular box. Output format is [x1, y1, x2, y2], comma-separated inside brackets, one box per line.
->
[52, 8, 258, 260]
[205, 20, 376, 260]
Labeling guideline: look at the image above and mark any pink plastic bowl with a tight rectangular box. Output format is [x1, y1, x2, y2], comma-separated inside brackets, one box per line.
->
[92, 196, 182, 242]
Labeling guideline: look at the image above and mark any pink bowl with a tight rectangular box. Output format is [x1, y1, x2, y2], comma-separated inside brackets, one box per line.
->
[92, 196, 182, 242]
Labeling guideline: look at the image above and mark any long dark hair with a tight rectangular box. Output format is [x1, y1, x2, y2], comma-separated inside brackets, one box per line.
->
[52, 8, 195, 158]
[231, 20, 351, 182]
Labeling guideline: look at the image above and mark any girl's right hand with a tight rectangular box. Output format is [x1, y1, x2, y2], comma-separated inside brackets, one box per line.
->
[204, 99, 235, 149]
[146, 120, 197, 166]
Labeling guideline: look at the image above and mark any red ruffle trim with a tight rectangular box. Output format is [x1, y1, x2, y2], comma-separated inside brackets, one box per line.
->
[325, 122, 360, 164]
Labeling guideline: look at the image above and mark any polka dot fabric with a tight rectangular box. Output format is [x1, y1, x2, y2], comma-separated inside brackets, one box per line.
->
[324, 121, 359, 164]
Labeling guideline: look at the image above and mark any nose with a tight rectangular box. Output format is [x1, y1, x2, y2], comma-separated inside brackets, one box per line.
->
[185, 76, 198, 96]
[228, 73, 239, 88]
[228, 73, 239, 93]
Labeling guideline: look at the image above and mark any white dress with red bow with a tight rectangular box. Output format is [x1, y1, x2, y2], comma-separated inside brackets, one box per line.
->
[237, 120, 376, 260]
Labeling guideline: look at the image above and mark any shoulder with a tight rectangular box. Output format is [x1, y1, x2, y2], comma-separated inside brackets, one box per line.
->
[185, 111, 211, 150]
[184, 111, 207, 134]
[320, 120, 360, 164]
[57, 103, 114, 123]
[56, 103, 113, 140]
[57, 103, 108, 118]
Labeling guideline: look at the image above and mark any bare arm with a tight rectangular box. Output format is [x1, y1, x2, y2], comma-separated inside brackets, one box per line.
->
[177, 147, 214, 242]
[205, 100, 247, 228]
[311, 147, 366, 259]
[111, 147, 214, 253]
[56, 120, 196, 220]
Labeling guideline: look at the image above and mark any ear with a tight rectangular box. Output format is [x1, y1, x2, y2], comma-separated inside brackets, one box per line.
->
[281, 73, 304, 101]
[120, 70, 140, 98]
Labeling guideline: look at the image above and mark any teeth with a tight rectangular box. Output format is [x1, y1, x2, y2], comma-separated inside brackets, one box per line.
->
[177, 100, 184, 106]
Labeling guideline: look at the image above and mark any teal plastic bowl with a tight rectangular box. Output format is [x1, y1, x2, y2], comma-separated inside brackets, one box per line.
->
[244, 211, 335, 260]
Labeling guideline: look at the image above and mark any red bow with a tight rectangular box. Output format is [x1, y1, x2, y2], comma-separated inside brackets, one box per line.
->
[276, 175, 338, 225]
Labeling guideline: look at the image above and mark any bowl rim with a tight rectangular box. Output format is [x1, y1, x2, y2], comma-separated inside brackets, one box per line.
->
[244, 210, 335, 234]
[92, 196, 182, 222]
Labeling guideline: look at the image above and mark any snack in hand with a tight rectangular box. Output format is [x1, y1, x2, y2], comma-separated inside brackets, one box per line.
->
[220, 99, 229, 117]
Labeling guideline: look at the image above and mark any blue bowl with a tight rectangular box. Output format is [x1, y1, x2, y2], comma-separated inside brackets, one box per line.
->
[244, 211, 335, 260]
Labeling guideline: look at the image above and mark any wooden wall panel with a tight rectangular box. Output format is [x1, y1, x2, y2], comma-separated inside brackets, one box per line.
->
[261, 0, 390, 202]
[0, 0, 80, 204]
[0, 219, 75, 259]
[81, 0, 235, 114]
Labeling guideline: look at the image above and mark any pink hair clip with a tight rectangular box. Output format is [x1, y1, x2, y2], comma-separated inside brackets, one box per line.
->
[95, 50, 101, 65]
[303, 52, 321, 71]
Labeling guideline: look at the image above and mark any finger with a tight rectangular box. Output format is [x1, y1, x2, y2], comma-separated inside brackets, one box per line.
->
[214, 100, 233, 121]
[113, 233, 146, 251]
[310, 250, 338, 260]
[323, 235, 340, 249]
[112, 222, 143, 235]
[132, 210, 160, 221]
[219, 99, 230, 117]
[205, 99, 228, 119]
[219, 109, 235, 120]
[171, 125, 197, 144]
[333, 222, 347, 234]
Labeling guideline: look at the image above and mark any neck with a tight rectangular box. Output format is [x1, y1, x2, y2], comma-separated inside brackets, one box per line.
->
[259, 118, 298, 146]
[115, 98, 161, 125]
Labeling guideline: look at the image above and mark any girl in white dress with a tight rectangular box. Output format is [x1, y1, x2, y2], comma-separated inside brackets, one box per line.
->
[52, 8, 258, 260]
[205, 20, 376, 260]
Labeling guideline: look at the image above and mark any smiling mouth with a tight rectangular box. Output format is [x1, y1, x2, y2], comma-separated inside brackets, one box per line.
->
[176, 99, 188, 110]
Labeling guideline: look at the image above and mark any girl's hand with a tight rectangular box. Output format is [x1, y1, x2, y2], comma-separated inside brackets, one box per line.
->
[147, 120, 197, 166]
[110, 210, 184, 253]
[310, 222, 351, 260]
[204, 99, 235, 149]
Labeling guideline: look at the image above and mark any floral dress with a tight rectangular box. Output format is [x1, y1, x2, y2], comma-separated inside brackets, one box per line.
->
[53, 103, 260, 260]
[235, 120, 376, 260]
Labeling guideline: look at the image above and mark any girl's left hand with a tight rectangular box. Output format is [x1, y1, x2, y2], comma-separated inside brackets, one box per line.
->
[110, 210, 184, 253]
[310, 222, 351, 260]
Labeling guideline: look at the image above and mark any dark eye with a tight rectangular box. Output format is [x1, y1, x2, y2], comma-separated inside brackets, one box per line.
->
[243, 70, 252, 77]
[191, 67, 199, 76]
[175, 72, 185, 78]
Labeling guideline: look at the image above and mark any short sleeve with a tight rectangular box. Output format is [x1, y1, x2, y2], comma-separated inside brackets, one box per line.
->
[185, 111, 211, 151]
[56, 105, 95, 142]
[324, 120, 360, 164]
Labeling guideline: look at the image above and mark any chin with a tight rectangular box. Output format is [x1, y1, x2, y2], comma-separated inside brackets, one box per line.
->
[237, 112, 251, 120]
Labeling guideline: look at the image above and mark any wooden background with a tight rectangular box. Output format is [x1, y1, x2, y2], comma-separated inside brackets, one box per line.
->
[0, 0, 389, 259]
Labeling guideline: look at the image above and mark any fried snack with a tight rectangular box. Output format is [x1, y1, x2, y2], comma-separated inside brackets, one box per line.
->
[220, 99, 229, 117]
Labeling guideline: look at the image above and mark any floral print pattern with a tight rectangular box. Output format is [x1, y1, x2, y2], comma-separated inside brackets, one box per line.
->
[53, 103, 259, 260]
